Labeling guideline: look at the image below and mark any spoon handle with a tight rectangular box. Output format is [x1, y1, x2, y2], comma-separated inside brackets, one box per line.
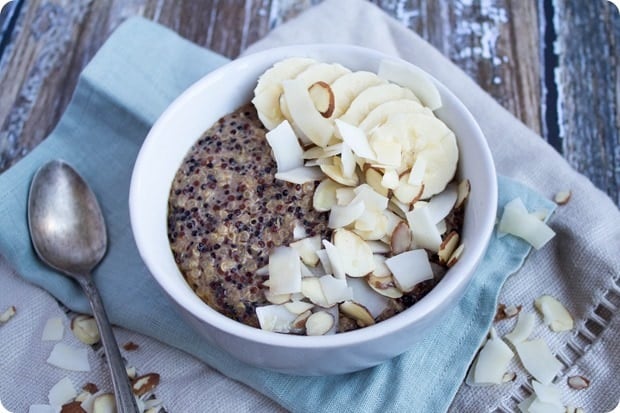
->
[78, 276, 140, 412]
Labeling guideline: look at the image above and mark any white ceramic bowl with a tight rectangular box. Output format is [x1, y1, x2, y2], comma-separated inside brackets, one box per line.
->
[129, 44, 497, 375]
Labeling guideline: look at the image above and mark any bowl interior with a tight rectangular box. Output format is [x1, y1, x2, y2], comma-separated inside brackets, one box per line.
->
[129, 44, 497, 348]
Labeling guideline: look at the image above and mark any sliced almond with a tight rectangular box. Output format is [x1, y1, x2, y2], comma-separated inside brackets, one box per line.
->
[534, 294, 574, 332]
[305, 311, 334, 336]
[339, 301, 375, 327]
[290, 235, 322, 267]
[333, 229, 375, 277]
[567, 375, 590, 390]
[446, 243, 465, 268]
[71, 315, 100, 345]
[92, 393, 116, 413]
[302, 143, 343, 159]
[437, 231, 460, 265]
[454, 179, 471, 209]
[367, 274, 403, 298]
[365, 167, 389, 197]
[60, 401, 85, 413]
[132, 373, 160, 396]
[301, 277, 331, 307]
[0, 305, 16, 323]
[308, 81, 335, 118]
[390, 221, 412, 255]
[393, 178, 424, 206]
[264, 289, 292, 304]
[320, 162, 359, 187]
[284, 301, 314, 315]
[319, 274, 353, 305]
[313, 178, 343, 212]
[554, 190, 571, 205]
[502, 372, 516, 382]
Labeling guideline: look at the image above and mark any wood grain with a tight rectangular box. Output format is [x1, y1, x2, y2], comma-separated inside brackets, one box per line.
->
[0, 0, 618, 206]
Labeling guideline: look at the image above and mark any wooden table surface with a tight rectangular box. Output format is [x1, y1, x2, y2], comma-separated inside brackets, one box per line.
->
[0, 0, 618, 207]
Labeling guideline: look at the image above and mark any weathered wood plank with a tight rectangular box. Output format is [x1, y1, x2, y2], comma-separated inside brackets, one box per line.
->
[554, 0, 620, 205]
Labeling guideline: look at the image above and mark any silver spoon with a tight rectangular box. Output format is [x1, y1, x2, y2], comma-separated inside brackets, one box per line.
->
[27, 159, 139, 412]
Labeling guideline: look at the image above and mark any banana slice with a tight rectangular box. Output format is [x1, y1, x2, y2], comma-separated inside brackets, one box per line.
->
[339, 83, 420, 126]
[280, 62, 351, 122]
[372, 112, 458, 198]
[358, 99, 434, 133]
[329, 71, 387, 119]
[252, 57, 317, 130]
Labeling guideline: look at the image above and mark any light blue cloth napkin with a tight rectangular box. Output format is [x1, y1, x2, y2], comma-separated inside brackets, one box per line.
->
[0, 18, 555, 413]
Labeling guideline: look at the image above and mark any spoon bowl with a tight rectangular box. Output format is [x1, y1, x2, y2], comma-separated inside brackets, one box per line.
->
[28, 159, 139, 412]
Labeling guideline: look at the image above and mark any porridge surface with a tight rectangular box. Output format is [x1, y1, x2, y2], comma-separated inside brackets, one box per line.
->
[168, 104, 329, 327]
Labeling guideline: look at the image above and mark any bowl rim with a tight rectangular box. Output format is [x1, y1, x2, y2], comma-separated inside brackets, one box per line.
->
[129, 44, 498, 350]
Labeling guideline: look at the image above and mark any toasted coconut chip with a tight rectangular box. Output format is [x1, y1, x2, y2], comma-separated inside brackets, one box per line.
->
[567, 375, 590, 390]
[319, 274, 354, 305]
[303, 143, 343, 159]
[447, 243, 465, 268]
[48, 377, 77, 407]
[532, 380, 564, 408]
[334, 119, 377, 160]
[339, 301, 375, 327]
[378, 59, 442, 110]
[472, 329, 514, 384]
[455, 179, 471, 209]
[308, 81, 335, 118]
[284, 301, 314, 315]
[438, 231, 460, 265]
[42, 317, 64, 341]
[333, 229, 375, 277]
[554, 190, 571, 205]
[47, 343, 90, 372]
[0, 305, 16, 323]
[256, 304, 298, 333]
[322, 240, 346, 279]
[313, 178, 343, 212]
[275, 166, 324, 184]
[282, 79, 334, 147]
[265, 120, 304, 173]
[385, 249, 433, 293]
[290, 235, 322, 267]
[305, 311, 334, 336]
[427, 182, 458, 223]
[505, 312, 536, 345]
[515, 339, 563, 385]
[365, 167, 389, 197]
[71, 315, 100, 345]
[534, 294, 574, 332]
[390, 221, 412, 255]
[407, 205, 442, 252]
[268, 246, 302, 295]
[301, 277, 331, 307]
[328, 200, 365, 228]
[498, 197, 556, 249]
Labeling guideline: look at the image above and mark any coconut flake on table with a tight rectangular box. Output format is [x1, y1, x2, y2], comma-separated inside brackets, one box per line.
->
[47, 376, 77, 407]
[265, 120, 304, 173]
[41, 316, 64, 341]
[514, 339, 563, 385]
[470, 328, 514, 385]
[504, 312, 536, 345]
[46, 343, 90, 372]
[497, 197, 555, 249]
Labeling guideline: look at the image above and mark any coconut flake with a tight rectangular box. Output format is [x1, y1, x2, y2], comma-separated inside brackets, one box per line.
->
[407, 205, 442, 252]
[408, 157, 427, 186]
[319, 274, 354, 305]
[290, 235, 322, 267]
[385, 249, 433, 292]
[265, 120, 304, 173]
[268, 246, 302, 295]
[340, 142, 356, 179]
[515, 339, 563, 385]
[472, 329, 514, 384]
[301, 277, 330, 307]
[427, 183, 458, 223]
[275, 166, 324, 184]
[347, 277, 389, 318]
[528, 398, 565, 413]
[48, 377, 77, 407]
[334, 119, 377, 160]
[47, 343, 90, 372]
[313, 178, 342, 212]
[534, 295, 574, 332]
[517, 396, 536, 413]
[41, 317, 64, 341]
[282, 79, 334, 147]
[256, 304, 297, 333]
[284, 301, 315, 315]
[505, 312, 536, 345]
[333, 229, 375, 277]
[328, 200, 365, 228]
[378, 59, 442, 110]
[322, 240, 346, 280]
[498, 197, 556, 249]
[531, 380, 564, 408]
[293, 222, 307, 240]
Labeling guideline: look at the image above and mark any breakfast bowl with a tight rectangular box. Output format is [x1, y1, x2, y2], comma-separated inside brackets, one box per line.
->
[129, 44, 497, 375]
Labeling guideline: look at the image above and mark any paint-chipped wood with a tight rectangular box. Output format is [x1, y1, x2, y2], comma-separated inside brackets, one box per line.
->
[0, 0, 618, 206]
